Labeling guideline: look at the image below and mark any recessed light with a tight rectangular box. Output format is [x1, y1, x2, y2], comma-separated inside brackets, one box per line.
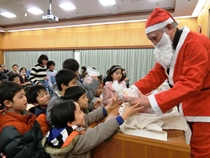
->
[99, 0, 116, 6]
[59, 3, 76, 11]
[0, 12, 16, 18]
[192, 0, 207, 17]
[27, 8, 44, 15]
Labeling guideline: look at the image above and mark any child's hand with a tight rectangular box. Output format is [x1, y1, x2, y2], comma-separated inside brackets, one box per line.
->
[105, 97, 123, 112]
[93, 99, 101, 110]
[121, 103, 144, 120]
[129, 90, 152, 112]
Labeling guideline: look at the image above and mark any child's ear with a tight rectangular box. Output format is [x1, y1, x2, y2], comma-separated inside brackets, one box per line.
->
[61, 83, 68, 90]
[3, 100, 12, 108]
[67, 121, 73, 127]
[75, 70, 79, 76]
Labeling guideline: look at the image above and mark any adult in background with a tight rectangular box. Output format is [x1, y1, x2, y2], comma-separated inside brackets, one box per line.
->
[0, 64, 9, 74]
[29, 54, 48, 86]
[0, 65, 8, 82]
[6, 64, 19, 76]
[131, 8, 210, 158]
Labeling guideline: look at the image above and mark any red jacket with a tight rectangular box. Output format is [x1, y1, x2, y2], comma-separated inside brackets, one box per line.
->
[0, 109, 36, 134]
[135, 27, 210, 122]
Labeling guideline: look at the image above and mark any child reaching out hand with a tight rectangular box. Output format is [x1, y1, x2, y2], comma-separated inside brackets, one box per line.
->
[43, 99, 143, 158]
[63, 86, 89, 113]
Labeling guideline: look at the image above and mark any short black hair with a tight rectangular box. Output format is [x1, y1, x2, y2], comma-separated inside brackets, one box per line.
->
[0, 81, 23, 107]
[47, 60, 55, 69]
[62, 58, 79, 72]
[19, 67, 27, 73]
[26, 85, 47, 104]
[37, 54, 48, 64]
[8, 74, 21, 82]
[12, 64, 18, 68]
[56, 69, 77, 91]
[81, 66, 86, 71]
[98, 75, 103, 84]
[51, 100, 76, 128]
[106, 65, 124, 82]
[63, 86, 86, 102]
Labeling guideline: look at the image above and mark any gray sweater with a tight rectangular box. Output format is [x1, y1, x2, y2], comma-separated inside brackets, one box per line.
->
[43, 107, 120, 158]
[47, 78, 99, 126]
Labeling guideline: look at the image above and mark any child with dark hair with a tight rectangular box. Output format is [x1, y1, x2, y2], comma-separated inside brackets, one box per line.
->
[62, 58, 100, 105]
[8, 73, 22, 85]
[91, 80, 104, 110]
[43, 99, 143, 158]
[19, 67, 31, 85]
[0, 81, 49, 158]
[26, 85, 50, 135]
[79, 66, 87, 82]
[63, 86, 89, 113]
[102, 65, 126, 106]
[46, 60, 57, 89]
[46, 69, 78, 126]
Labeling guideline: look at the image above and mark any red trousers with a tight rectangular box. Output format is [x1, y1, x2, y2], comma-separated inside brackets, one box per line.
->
[190, 122, 210, 158]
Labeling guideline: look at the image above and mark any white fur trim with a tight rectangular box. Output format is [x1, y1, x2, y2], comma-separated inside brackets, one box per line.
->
[145, 18, 174, 34]
[177, 103, 210, 122]
[178, 103, 184, 115]
[168, 26, 190, 86]
[185, 116, 210, 122]
[148, 95, 163, 115]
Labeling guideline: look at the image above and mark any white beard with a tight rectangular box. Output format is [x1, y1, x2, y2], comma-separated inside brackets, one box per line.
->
[154, 33, 174, 68]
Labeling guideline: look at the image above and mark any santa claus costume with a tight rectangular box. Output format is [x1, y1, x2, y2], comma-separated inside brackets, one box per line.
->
[134, 8, 210, 158]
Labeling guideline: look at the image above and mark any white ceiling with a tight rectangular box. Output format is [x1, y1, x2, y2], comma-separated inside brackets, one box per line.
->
[0, 0, 200, 31]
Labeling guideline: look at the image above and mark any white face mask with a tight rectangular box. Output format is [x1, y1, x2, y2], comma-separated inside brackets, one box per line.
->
[154, 32, 174, 68]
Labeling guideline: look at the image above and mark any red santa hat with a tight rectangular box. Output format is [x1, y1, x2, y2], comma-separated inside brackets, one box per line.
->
[145, 8, 178, 34]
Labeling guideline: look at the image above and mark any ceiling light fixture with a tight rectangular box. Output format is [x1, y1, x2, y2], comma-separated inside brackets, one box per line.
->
[192, 0, 207, 17]
[27, 8, 44, 15]
[99, 0, 116, 6]
[0, 12, 16, 18]
[59, 3, 76, 11]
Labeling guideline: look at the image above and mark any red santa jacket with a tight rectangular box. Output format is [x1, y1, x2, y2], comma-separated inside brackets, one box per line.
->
[134, 27, 210, 122]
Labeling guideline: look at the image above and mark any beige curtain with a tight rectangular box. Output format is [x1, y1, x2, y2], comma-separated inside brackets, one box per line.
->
[4, 50, 74, 71]
[80, 49, 155, 85]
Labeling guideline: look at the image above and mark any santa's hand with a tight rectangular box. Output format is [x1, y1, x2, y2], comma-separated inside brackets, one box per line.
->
[129, 97, 141, 106]
[129, 86, 143, 105]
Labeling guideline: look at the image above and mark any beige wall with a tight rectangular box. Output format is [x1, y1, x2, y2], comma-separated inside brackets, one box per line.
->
[0, 18, 197, 51]
[197, 0, 210, 36]
[0, 33, 4, 64]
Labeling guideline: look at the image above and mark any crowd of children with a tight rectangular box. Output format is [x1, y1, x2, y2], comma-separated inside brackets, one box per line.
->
[0, 56, 138, 158]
